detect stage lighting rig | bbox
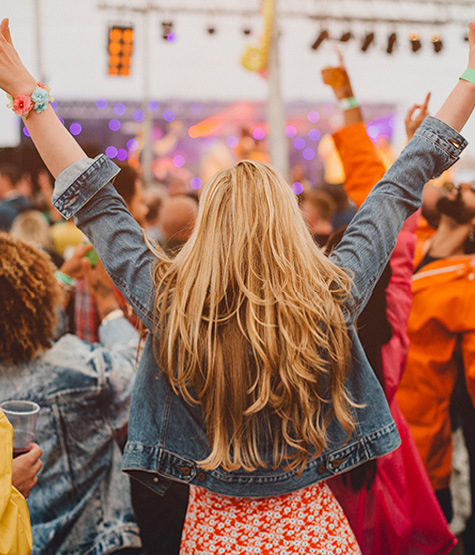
[339,31,352,42]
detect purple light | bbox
[191,103,203,115]
[127,138,139,151]
[302,148,315,161]
[285,125,297,138]
[59,117,65,125]
[190,177,203,190]
[293,137,305,150]
[292,182,304,195]
[117,148,128,161]
[133,110,145,122]
[173,155,185,168]
[109,119,121,131]
[167,32,177,42]
[22,126,31,138]
[308,129,321,141]
[69,122,82,136]
[307,111,320,123]
[147,100,159,112]
[253,127,265,140]
[389,117,396,129]
[163,109,176,122]
[96,98,108,109]
[226,136,239,148]
[114,103,126,116]
[50,101,58,112]
[367,125,379,139]
[105,146,118,158]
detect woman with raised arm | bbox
[1,18,475,554]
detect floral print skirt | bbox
[180,481,361,555]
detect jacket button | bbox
[197,472,207,482]
[153,477,159,483]
[317,465,326,475]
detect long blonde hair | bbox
[152,160,355,473]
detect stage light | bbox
[107,25,134,77]
[386,32,397,54]
[207,25,216,35]
[410,32,422,52]
[311,30,329,51]
[162,21,173,40]
[339,31,352,42]
[242,26,252,36]
[361,32,375,52]
[432,33,443,53]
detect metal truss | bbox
[97,0,471,27]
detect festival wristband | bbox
[54,270,77,293]
[460,68,475,86]
[6,82,54,119]
[339,96,360,111]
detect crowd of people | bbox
[1,15,475,555]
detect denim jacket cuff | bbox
[98,317,139,351]
[52,154,120,220]
[415,116,467,178]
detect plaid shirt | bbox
[75,279,142,343]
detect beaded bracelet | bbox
[6,82,54,120]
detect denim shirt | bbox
[0,319,142,555]
[52,116,466,498]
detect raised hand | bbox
[0,18,36,96]
[405,92,431,141]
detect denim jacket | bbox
[0,319,142,555]
[52,116,466,498]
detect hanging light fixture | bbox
[386,32,397,54]
[361,32,375,52]
[311,29,329,50]
[410,31,422,52]
[432,33,443,53]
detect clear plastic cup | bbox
[1,400,40,457]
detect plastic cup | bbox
[1,400,40,458]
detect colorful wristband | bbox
[339,96,360,111]
[54,270,77,293]
[460,68,475,86]
[6,82,54,120]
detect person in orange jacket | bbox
[396,178,475,520]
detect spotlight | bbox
[361,32,375,52]
[410,32,422,52]
[432,33,443,53]
[242,26,252,36]
[311,30,329,51]
[339,31,352,42]
[386,32,397,54]
[107,25,134,77]
[207,25,216,35]
[161,21,173,40]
